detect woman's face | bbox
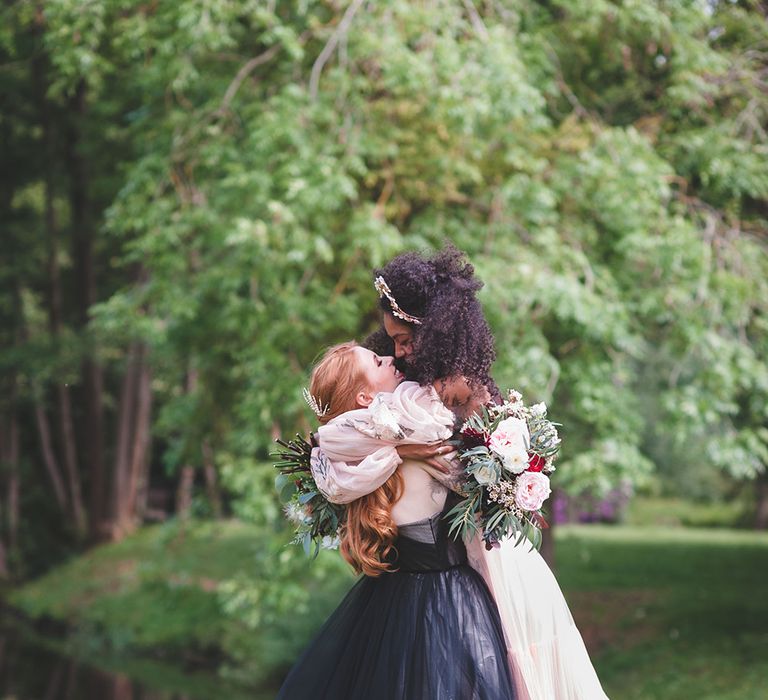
[383,313,415,359]
[353,346,403,395]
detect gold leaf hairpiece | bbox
[302,387,329,417]
[374,276,423,325]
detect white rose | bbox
[499,446,530,474]
[488,417,530,474]
[284,501,312,525]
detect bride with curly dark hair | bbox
[278,245,608,700]
[365,244,501,415]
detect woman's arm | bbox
[310,381,456,503]
[310,442,454,504]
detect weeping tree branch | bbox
[309,0,366,100]
[217,42,283,114]
[462,0,489,41]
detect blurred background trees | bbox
[1,0,767,580]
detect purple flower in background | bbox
[553,480,634,525]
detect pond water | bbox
[0,611,274,700]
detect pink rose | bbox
[514,471,551,511]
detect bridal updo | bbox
[366,244,499,399]
[309,343,403,577]
[308,341,366,425]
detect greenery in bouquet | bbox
[447,390,561,550]
[272,434,345,557]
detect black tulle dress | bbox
[276,496,516,700]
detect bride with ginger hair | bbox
[277,340,516,699]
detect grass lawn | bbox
[556,525,768,700]
[8,517,354,694]
[8,518,768,699]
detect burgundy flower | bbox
[461,427,489,448]
[527,453,545,472]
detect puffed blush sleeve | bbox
[389,382,454,441]
[310,445,402,504]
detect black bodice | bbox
[278,488,516,699]
[391,494,467,573]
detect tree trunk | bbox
[176,466,195,519]
[202,440,223,518]
[111,340,153,539]
[7,410,19,560]
[43,661,66,700]
[47,175,86,534]
[125,348,152,527]
[0,411,15,579]
[65,79,106,541]
[45,117,86,534]
[111,342,141,539]
[755,471,768,530]
[31,12,87,537]
[58,384,86,534]
[176,368,199,519]
[34,403,68,512]
[13,279,68,514]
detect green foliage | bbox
[3,0,768,579]
[624,495,752,529]
[10,518,354,685]
[272,434,347,555]
[557,524,768,700]
[13,518,768,697]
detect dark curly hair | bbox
[365,245,500,399]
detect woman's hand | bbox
[396,441,455,472]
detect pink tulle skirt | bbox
[467,536,610,700]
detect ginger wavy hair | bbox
[310,342,403,577]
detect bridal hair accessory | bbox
[302,388,329,417]
[374,276,423,325]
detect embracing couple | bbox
[277,246,609,700]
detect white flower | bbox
[529,402,547,418]
[368,397,404,441]
[472,461,500,486]
[488,417,530,474]
[321,535,340,550]
[500,448,529,474]
[284,501,311,525]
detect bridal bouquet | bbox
[446,390,561,550]
[272,434,345,557]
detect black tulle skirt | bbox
[276,563,515,699]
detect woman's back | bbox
[390,459,448,526]
[278,455,517,699]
